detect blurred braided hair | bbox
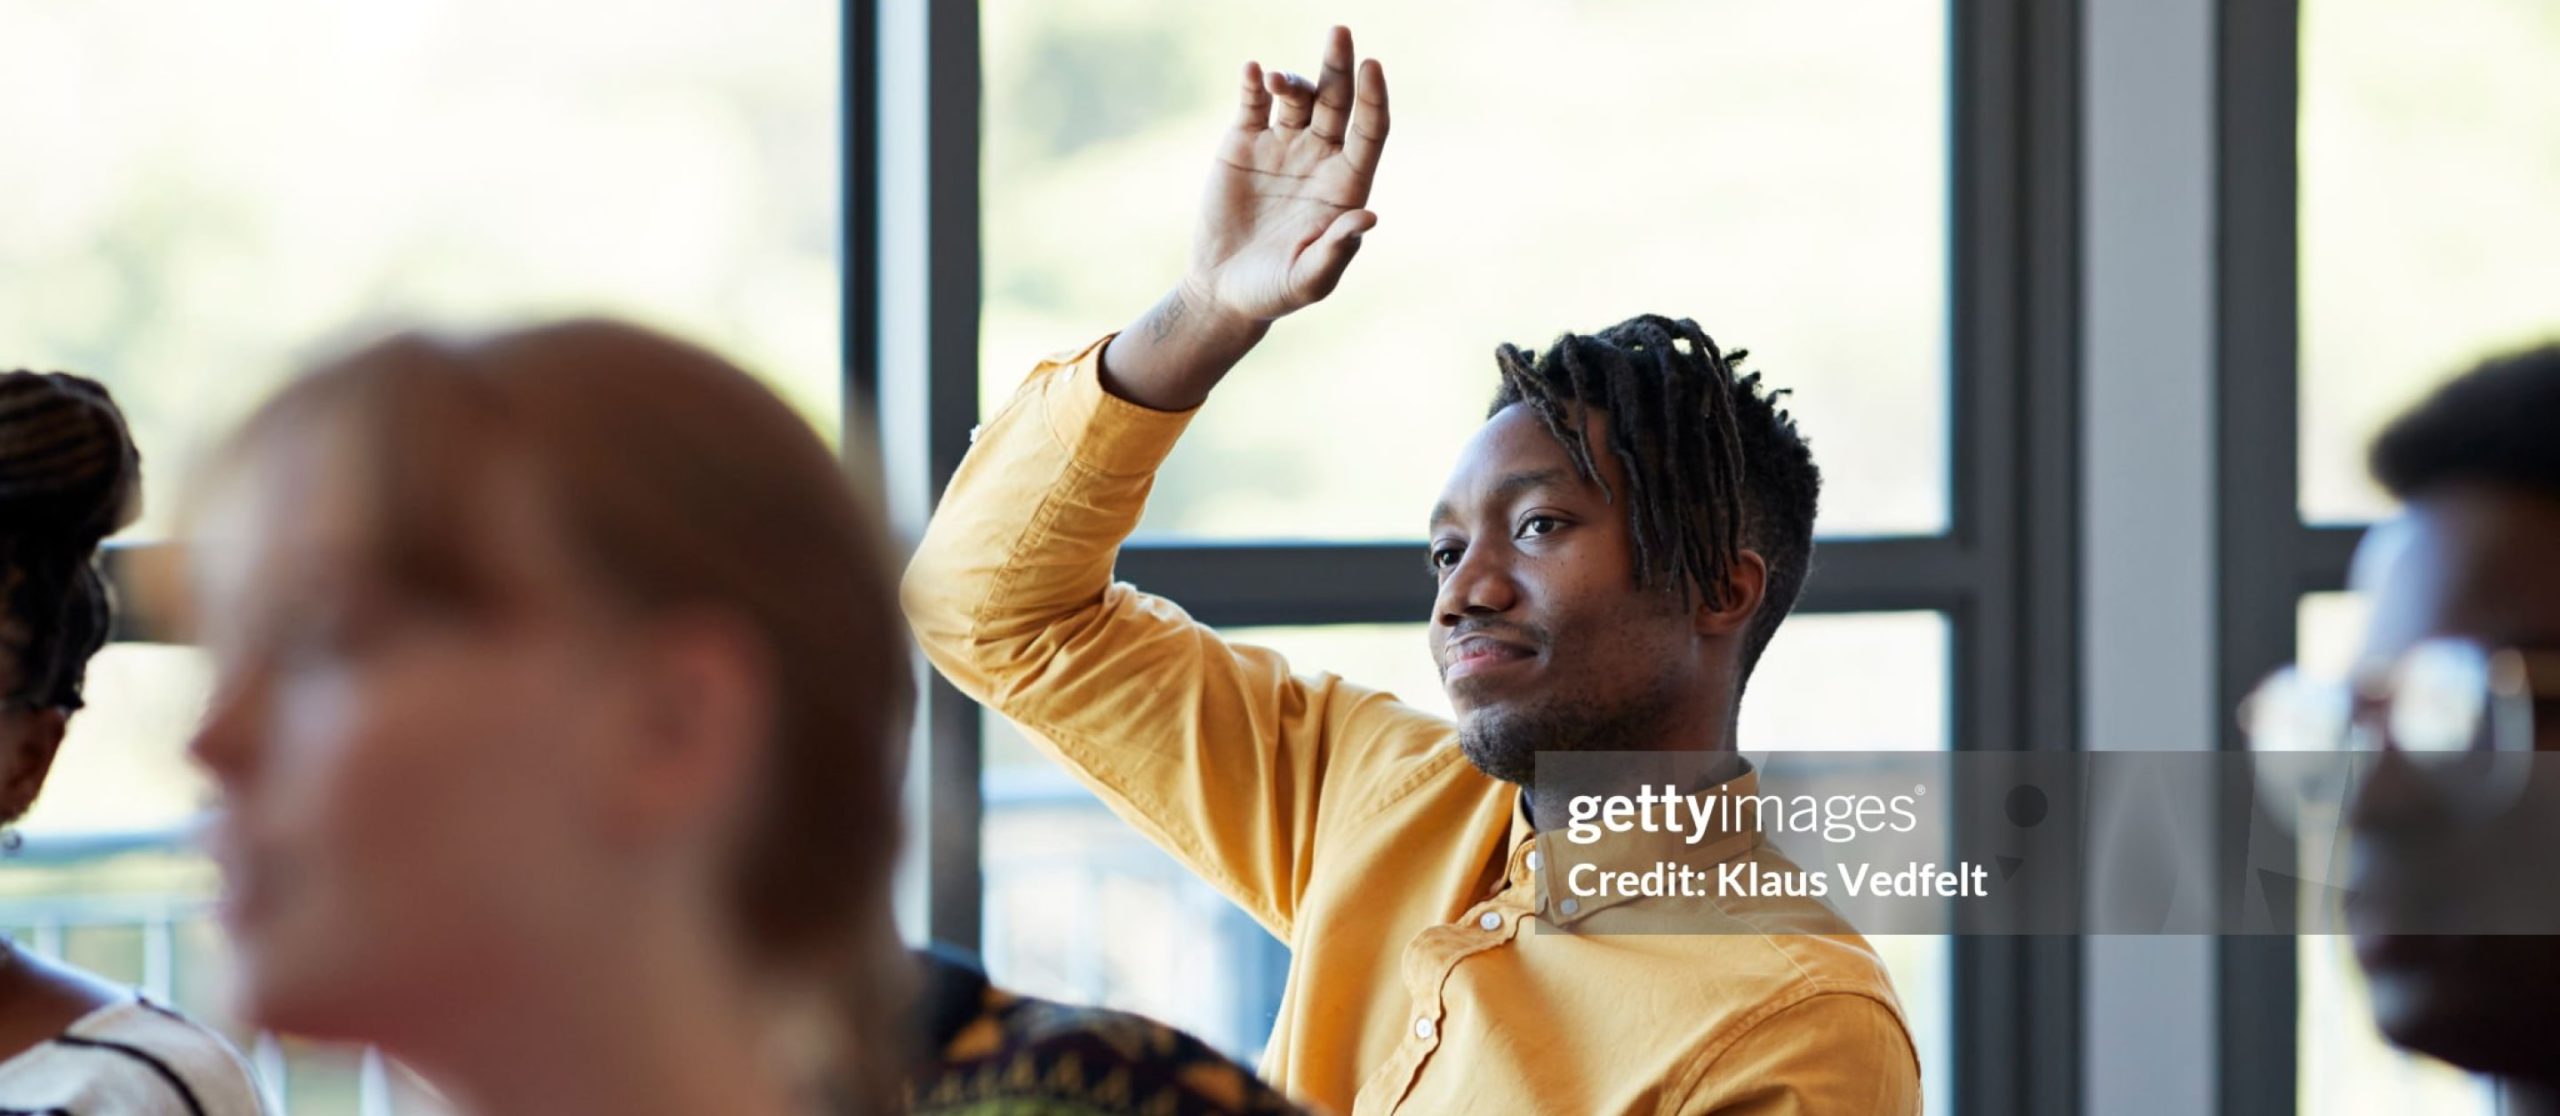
[0,370,141,713]
[1489,314,1820,681]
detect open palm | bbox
[1189,26,1391,322]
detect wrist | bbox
[1174,273,1266,338]
[1097,283,1268,412]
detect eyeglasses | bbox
[2241,639,2560,825]
[2244,640,2559,753]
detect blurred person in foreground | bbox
[904,25,1917,1115]
[2248,344,2560,1112]
[183,321,916,1116]
[0,371,267,1113]
[180,318,1299,1116]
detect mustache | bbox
[1444,618,1551,651]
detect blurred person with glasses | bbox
[906,24,1916,1116]
[2244,344,2560,1112]
[0,371,268,1114]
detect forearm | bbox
[1097,279,1272,412]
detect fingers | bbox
[1266,68,1317,131]
[1235,61,1272,131]
[1294,208,1379,300]
[1345,58,1391,173]
[1308,26,1355,143]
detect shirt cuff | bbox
[1041,332,1202,478]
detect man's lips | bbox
[1443,635,1537,682]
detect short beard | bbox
[1457,685,1679,788]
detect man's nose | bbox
[1435,544,1520,626]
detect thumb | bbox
[1294,208,1379,302]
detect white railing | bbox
[5,781,1289,1109]
[1,825,433,1116]
[979,769,1287,1062]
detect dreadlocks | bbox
[1489,314,1820,679]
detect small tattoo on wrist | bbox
[1146,287,1193,342]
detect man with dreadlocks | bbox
[906,25,1918,1116]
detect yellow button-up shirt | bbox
[904,337,1922,1115]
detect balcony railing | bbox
[1,824,439,1116]
[4,779,1287,1109]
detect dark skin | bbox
[0,654,122,1062]
[2343,482,2560,1111]
[1427,403,1766,813]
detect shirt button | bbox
[1478,911,1503,931]
[1560,897,1581,916]
[1526,850,1543,872]
[1414,1017,1436,1040]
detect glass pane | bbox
[0,0,843,536]
[980,612,1950,1111]
[2295,590,2371,679]
[1741,610,1947,753]
[2298,0,2560,523]
[16,643,213,837]
[2,7,834,1111]
[981,1,1950,540]
[2291,592,2497,1116]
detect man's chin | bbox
[1454,707,1538,787]
[2365,961,2551,1076]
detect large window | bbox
[3,1,839,1111]
[2218,0,2560,1110]
[2297,0,2560,523]
[964,5,2019,1116]
[24,0,2079,1111]
[2294,1,2558,1109]
[979,0,1948,541]
[2,0,843,528]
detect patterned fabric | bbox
[905,950,1302,1116]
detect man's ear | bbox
[1694,550,1769,639]
[0,708,69,823]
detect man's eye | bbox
[1427,545,1463,572]
[1519,515,1562,539]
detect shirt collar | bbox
[1514,768,1769,927]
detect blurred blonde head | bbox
[186,320,911,1112]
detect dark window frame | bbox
[72,4,2088,1113]
[850,3,2085,1113]
[2213,0,2369,1111]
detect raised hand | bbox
[1188,25,1391,321]
[1099,26,1392,412]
